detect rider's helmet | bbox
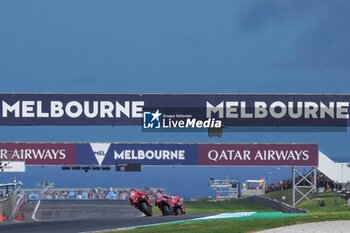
[156,192,163,199]
[129,189,136,197]
[173,194,180,202]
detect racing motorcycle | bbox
[155,192,186,216]
[128,189,153,216]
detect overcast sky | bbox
[1,0,349,93]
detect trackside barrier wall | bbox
[246,195,308,213]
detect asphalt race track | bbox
[0,214,211,233]
[0,200,210,233]
[31,199,143,220]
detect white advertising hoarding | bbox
[0,161,25,172]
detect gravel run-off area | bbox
[257,221,350,233]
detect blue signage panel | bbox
[76,143,198,166]
[0,93,349,126]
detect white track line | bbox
[32,200,41,221]
[80,226,137,233]
[83,216,216,233]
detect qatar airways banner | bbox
[0,93,349,126]
[198,144,318,166]
[0,143,76,165]
[0,142,318,166]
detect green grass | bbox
[111,195,350,233]
[185,200,275,214]
[298,193,349,213]
[113,213,350,233]
[150,200,274,216]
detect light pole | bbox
[268,171,272,185]
[276,167,281,191]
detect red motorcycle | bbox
[155,192,186,216]
[128,189,153,216]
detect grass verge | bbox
[110,194,350,233]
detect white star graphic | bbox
[150,109,162,122]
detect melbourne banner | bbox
[0,143,318,166]
[0,93,349,127]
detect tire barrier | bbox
[11,195,26,221]
[14,213,25,221]
[0,213,6,222]
[0,194,18,222]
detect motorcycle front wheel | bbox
[175,207,182,215]
[141,202,153,216]
[162,205,170,216]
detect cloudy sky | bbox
[1,0,349,93]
